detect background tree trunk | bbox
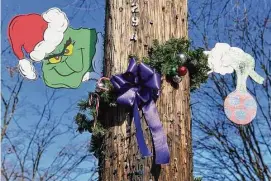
[101,0,191,180]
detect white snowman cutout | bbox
[204,43,264,125]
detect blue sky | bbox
[2,0,270,180]
[188,0,271,179]
[1,0,105,180]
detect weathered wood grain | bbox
[101,0,191,180]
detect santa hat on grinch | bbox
[8,7,69,80]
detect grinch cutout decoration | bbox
[8,7,102,88]
[204,43,264,125]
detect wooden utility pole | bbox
[101,0,191,180]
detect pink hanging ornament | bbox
[205,43,264,125]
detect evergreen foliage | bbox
[144,38,210,91]
[75,38,210,163]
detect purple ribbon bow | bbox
[110,58,170,164]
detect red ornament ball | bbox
[178,66,187,76]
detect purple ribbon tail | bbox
[143,100,170,164]
[110,58,170,164]
[133,102,152,157]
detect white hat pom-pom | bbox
[18,59,37,80]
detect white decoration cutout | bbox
[204,43,265,125]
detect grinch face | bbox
[42,27,97,88]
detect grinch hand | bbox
[204,43,264,125]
